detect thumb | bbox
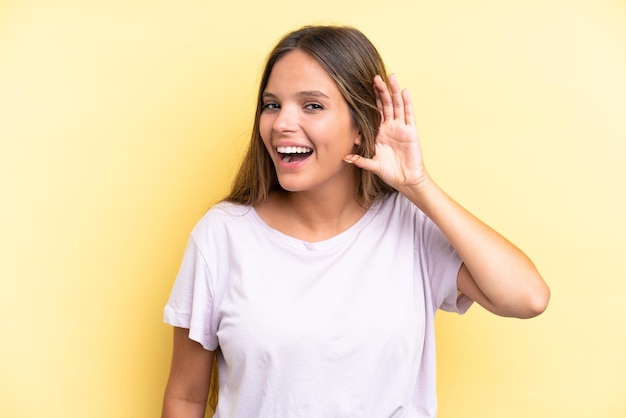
[343,154,379,173]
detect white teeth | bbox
[276,146,312,154]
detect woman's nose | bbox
[273,106,298,133]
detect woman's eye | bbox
[262,103,279,110]
[305,103,323,110]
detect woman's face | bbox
[259,49,361,195]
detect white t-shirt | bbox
[164,192,472,417]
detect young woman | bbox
[161,25,550,418]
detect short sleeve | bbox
[421,214,473,314]
[163,236,218,350]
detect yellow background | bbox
[1,0,624,417]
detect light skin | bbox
[162,327,214,418]
[162,49,550,418]
[255,50,366,242]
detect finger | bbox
[374,75,393,120]
[374,83,383,118]
[402,88,416,127]
[388,74,405,122]
[343,154,381,174]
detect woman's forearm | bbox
[400,177,550,318]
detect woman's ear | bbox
[353,131,362,146]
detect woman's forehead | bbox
[264,50,340,97]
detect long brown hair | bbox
[224,25,395,207]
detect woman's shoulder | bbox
[208,200,254,218]
[372,192,432,234]
[378,191,420,215]
[191,200,254,236]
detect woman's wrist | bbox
[396,173,442,213]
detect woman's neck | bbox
[255,189,368,242]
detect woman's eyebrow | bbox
[262,90,330,99]
[296,90,330,99]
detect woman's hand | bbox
[344,74,429,192]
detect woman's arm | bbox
[344,74,550,318]
[162,327,215,418]
[402,178,549,318]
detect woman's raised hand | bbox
[344,74,429,192]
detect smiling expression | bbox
[259,49,361,195]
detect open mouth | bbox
[276,146,313,163]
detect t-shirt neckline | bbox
[248,199,383,252]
